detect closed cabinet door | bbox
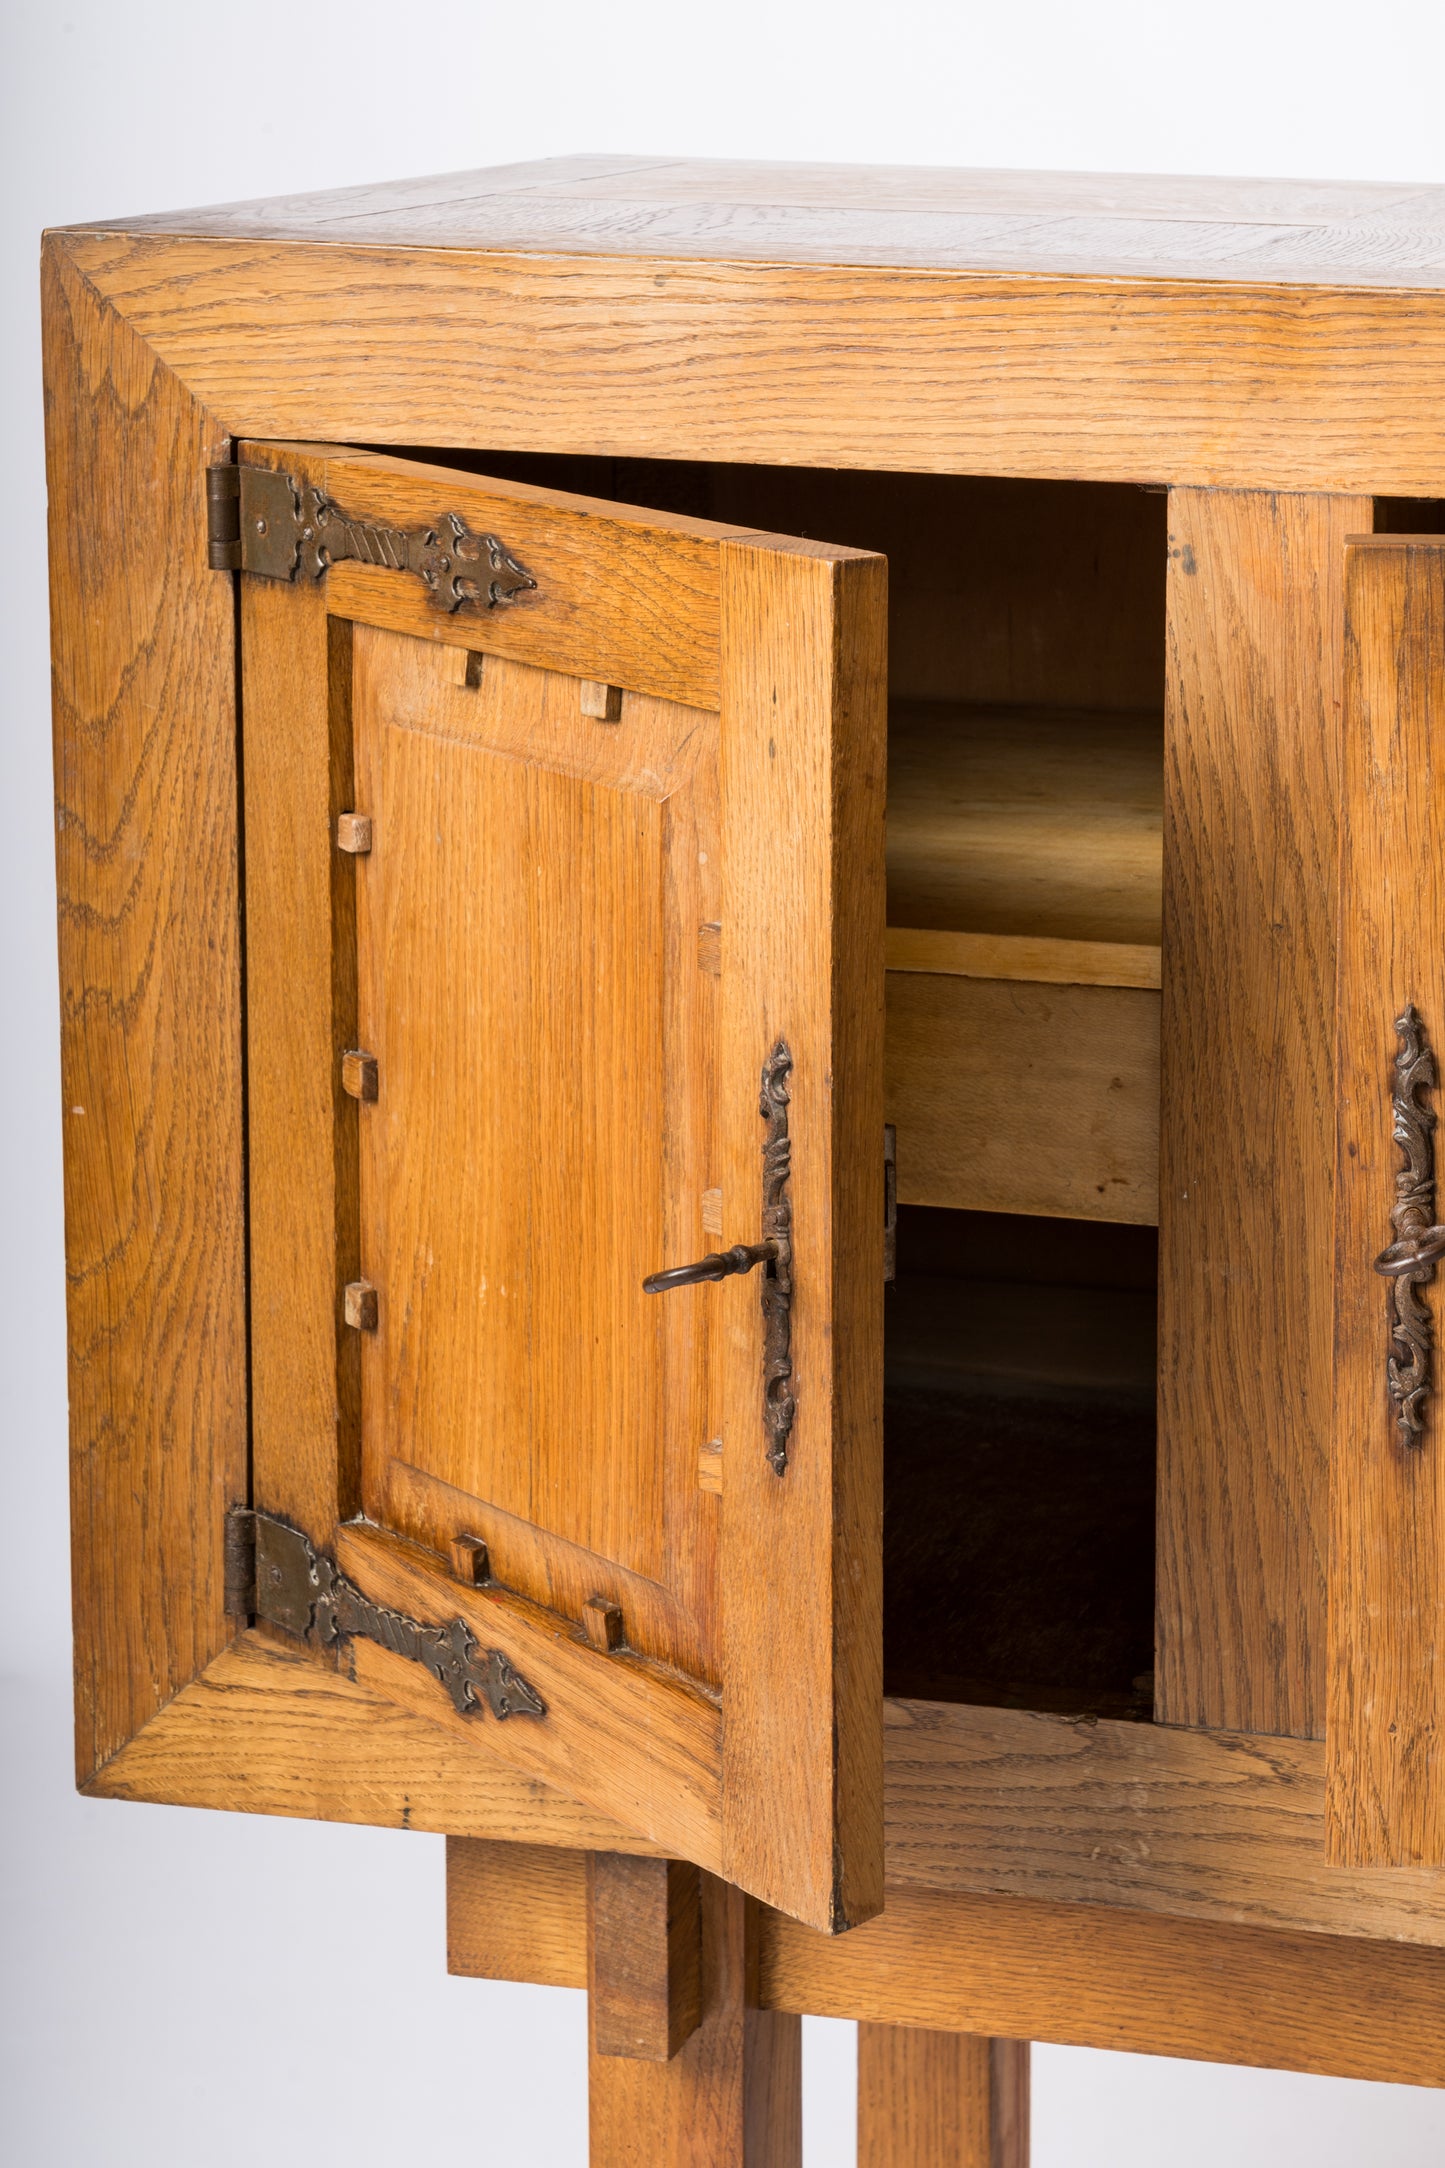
[238,444,887,1931]
[1330,531,1445,1871]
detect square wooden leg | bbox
[588,1864,801,2167]
[858,2022,1029,2168]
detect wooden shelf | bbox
[885,701,1164,1224]
[888,698,1162,951]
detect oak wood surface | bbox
[445,1835,1445,2082]
[885,929,1160,990]
[760,1886,1445,2085]
[887,703,1162,947]
[241,442,888,1932]
[277,442,754,711]
[242,460,361,1539]
[589,1853,703,2061]
[880,1697,1445,1945]
[56,228,1445,496]
[91,156,1445,287]
[336,1522,725,1873]
[447,1837,592,1985]
[353,623,719,1670]
[45,236,247,1783]
[857,2027,1028,2168]
[588,1876,802,2168]
[100,1644,1445,1953]
[717,539,887,1931]
[886,975,1160,1224]
[1330,535,1445,1865]
[86,1633,653,1846]
[1157,488,1370,1738]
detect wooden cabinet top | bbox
[51,155,1445,496]
[81,152,1445,291]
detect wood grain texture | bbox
[1157,489,1369,1737]
[87,1634,652,1848]
[336,1522,725,1872]
[588,1875,802,2168]
[267,442,752,710]
[44,236,247,1783]
[1330,536,1445,1865]
[57,228,1445,497]
[444,1834,1445,2081]
[96,158,1445,286]
[447,1838,592,1985]
[353,625,716,1624]
[881,1697,1445,1945]
[885,929,1160,990]
[242,449,360,1539]
[759,1886,1445,2085]
[857,2027,1028,2168]
[886,975,1160,1224]
[718,539,887,1931]
[589,1853,703,2060]
[887,703,1161,946]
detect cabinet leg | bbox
[588,1863,801,2167]
[858,2023,1029,2168]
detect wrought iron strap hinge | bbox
[225,1508,546,1720]
[206,464,537,614]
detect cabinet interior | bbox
[374,444,1167,1718]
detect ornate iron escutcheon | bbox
[1372,1005,1445,1448]
[225,1508,546,1719]
[758,1040,796,1474]
[207,464,537,613]
[641,1039,797,1475]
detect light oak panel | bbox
[718,538,887,1931]
[1330,535,1445,1866]
[354,627,698,1584]
[588,1876,802,2168]
[1157,488,1369,1737]
[44,238,247,1781]
[886,974,1160,1224]
[759,1887,1445,2086]
[857,2027,1029,2168]
[61,229,1445,496]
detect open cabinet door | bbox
[1330,533,1445,1867]
[235,444,886,1931]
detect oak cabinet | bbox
[47,156,1445,2146]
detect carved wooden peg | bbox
[336,811,373,854]
[588,1854,703,2062]
[582,1595,625,1653]
[340,1048,379,1102]
[450,1533,491,1586]
[343,1279,378,1331]
[581,679,623,721]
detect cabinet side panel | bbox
[1157,488,1368,1737]
[1329,537,1445,1865]
[44,238,246,1779]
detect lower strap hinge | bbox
[225,1506,546,1722]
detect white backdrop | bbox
[5,3,1445,2159]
